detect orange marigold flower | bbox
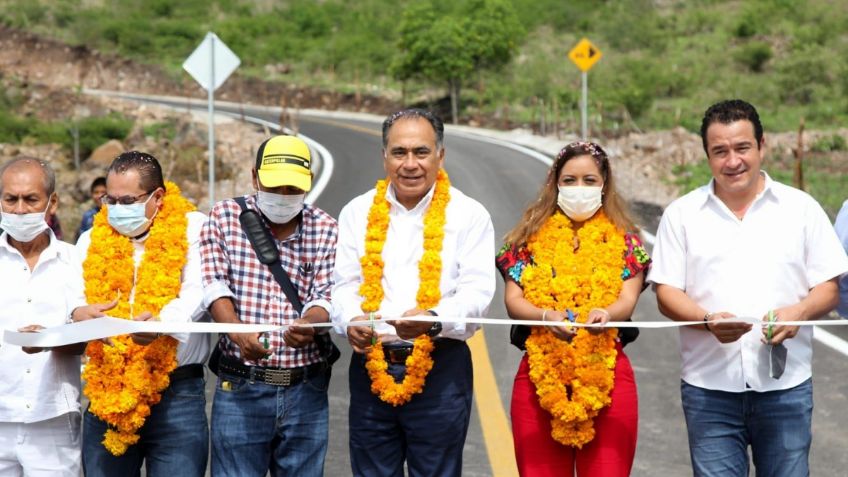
[521,212,625,447]
[82,182,192,456]
[360,170,450,406]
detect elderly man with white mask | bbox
[0,157,89,476]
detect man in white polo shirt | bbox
[650,99,848,477]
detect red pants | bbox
[511,343,638,477]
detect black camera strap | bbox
[232,196,339,365]
[234,197,304,313]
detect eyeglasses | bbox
[101,191,154,206]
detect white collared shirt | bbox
[649,173,848,392]
[0,231,87,423]
[77,211,210,365]
[332,182,496,342]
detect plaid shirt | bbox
[200,194,338,368]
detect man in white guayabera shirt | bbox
[649,99,848,477]
[333,109,495,477]
[0,157,89,476]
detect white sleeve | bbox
[430,203,496,339]
[157,212,207,343]
[64,244,88,318]
[331,202,366,335]
[76,229,92,259]
[647,202,687,290]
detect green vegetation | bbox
[143,120,178,141]
[1,0,847,133]
[392,0,523,123]
[811,134,847,153]
[72,115,134,158]
[0,100,131,159]
[672,157,847,220]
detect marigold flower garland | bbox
[359,169,450,406]
[82,181,195,456]
[521,211,625,447]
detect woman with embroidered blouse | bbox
[496,141,651,477]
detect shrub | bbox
[143,120,178,141]
[734,41,772,72]
[75,115,133,158]
[670,161,712,194]
[811,134,847,152]
[0,110,34,143]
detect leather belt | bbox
[384,346,415,365]
[218,355,327,387]
[170,363,204,382]
[383,339,455,365]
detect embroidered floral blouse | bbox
[496,232,652,286]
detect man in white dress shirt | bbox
[0,157,88,476]
[76,152,210,476]
[333,109,495,477]
[650,99,848,477]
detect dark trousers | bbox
[348,339,473,477]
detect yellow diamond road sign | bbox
[568,38,602,72]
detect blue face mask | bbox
[107,194,155,237]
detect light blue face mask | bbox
[107,194,155,237]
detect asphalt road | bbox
[269,113,848,477]
[124,93,848,476]
[294,113,848,477]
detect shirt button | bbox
[26,298,32,303]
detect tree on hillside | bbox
[392,0,523,124]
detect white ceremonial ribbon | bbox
[3,317,278,348]
[5,315,848,348]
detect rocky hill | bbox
[1,25,845,236]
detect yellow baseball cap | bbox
[255,135,312,192]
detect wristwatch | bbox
[426,310,442,337]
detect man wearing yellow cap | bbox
[200,135,339,477]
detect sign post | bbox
[183,32,240,208]
[567,38,602,139]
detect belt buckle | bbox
[387,348,410,364]
[265,369,292,386]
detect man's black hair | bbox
[107,151,165,192]
[700,99,764,155]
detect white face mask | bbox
[256,190,304,224]
[1,201,50,243]
[557,186,603,222]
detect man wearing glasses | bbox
[74,151,210,476]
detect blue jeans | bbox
[681,378,812,477]
[210,368,330,477]
[83,376,209,477]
